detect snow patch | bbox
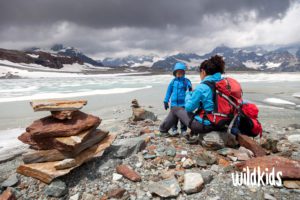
[27,54,39,58]
[265,62,281,69]
[243,61,262,69]
[263,98,296,108]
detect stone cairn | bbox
[17,99,116,184]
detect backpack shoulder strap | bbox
[202,81,217,112]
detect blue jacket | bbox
[164,62,192,107]
[185,72,223,125]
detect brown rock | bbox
[116,165,141,182]
[140,127,152,135]
[237,134,266,157]
[107,188,126,199]
[0,188,16,200]
[17,133,116,184]
[51,110,75,120]
[54,159,76,170]
[283,180,300,189]
[131,99,140,108]
[18,131,56,150]
[218,158,231,167]
[236,156,300,179]
[22,111,101,139]
[30,99,87,112]
[22,149,69,164]
[22,129,109,163]
[54,129,109,152]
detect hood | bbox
[173,62,187,76]
[201,72,222,82]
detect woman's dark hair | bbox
[198,55,225,75]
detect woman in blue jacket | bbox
[160,55,225,140]
[164,62,192,136]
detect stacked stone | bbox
[16,100,116,184]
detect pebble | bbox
[112,173,123,181]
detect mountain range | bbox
[1,44,300,72]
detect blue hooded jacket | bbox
[164,62,192,107]
[185,72,223,125]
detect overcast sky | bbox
[0,0,300,58]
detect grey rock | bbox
[44,180,67,197]
[195,158,207,168]
[200,170,214,184]
[144,154,156,159]
[288,124,300,129]
[69,193,80,200]
[198,151,217,165]
[149,177,181,198]
[81,192,94,200]
[182,158,194,169]
[166,147,176,157]
[98,159,122,172]
[264,192,276,200]
[1,174,19,188]
[112,136,147,159]
[291,151,300,161]
[183,172,204,194]
[287,134,300,143]
[200,131,238,150]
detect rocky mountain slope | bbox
[1,44,300,72]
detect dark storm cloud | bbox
[0,0,299,57]
[0,0,295,28]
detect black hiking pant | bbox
[159,107,214,134]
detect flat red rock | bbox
[236,155,300,179]
[24,111,101,138]
[116,164,141,182]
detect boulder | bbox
[30,99,87,112]
[22,111,101,139]
[183,172,204,194]
[148,177,181,198]
[236,156,300,179]
[116,165,141,182]
[17,133,116,183]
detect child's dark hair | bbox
[198,55,225,75]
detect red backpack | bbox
[196,77,262,137]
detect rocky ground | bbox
[0,104,300,200]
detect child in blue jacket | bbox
[163,62,192,136]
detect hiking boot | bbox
[169,129,179,137]
[181,131,189,139]
[159,132,171,138]
[186,135,200,144]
